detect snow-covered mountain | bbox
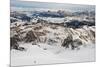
[10,19,95,66]
[10,20,95,47]
[10,10,95,66]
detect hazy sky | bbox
[11,0,95,11]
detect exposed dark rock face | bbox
[64,20,95,29]
[22,23,30,26]
[62,35,73,49]
[10,12,32,22]
[10,35,25,51]
[18,47,26,51]
[20,15,31,22]
[37,19,49,25]
[48,39,58,45]
[24,30,37,42]
[10,37,19,50]
[72,39,82,49]
[36,11,65,18]
[32,41,37,45]
[90,30,95,38]
[34,26,42,30]
[62,35,82,50]
[10,18,18,23]
[35,32,46,36]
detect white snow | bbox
[11,43,95,66]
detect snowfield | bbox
[11,43,95,66]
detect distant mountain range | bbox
[11,0,95,12]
